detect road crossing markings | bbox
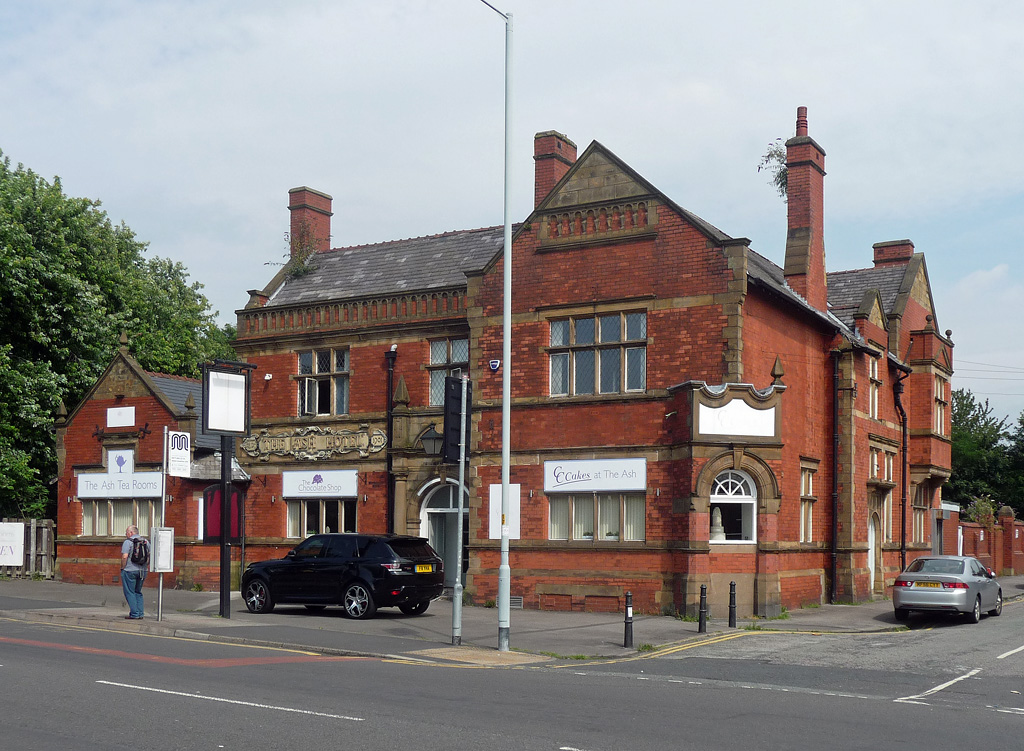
[96,681,364,721]
[894,668,982,705]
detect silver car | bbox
[893,555,1002,623]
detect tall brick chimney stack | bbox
[872,239,915,267]
[288,186,333,256]
[534,131,577,208]
[783,107,828,311]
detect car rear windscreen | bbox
[387,540,436,559]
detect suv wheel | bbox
[244,579,274,614]
[343,582,376,620]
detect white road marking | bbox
[96,681,363,721]
[997,644,1024,660]
[894,668,982,704]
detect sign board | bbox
[150,527,175,573]
[203,363,252,436]
[488,484,521,540]
[282,470,357,498]
[77,449,162,499]
[0,522,25,566]
[167,431,191,478]
[543,458,647,493]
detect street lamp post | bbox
[479,0,513,653]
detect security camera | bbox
[489,360,501,372]
[264,373,273,381]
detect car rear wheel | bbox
[967,596,981,624]
[244,579,274,614]
[343,582,376,620]
[399,600,430,616]
[893,607,909,622]
[989,591,1002,617]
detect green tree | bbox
[758,138,788,200]
[946,388,1009,508]
[0,151,234,518]
[1002,412,1024,514]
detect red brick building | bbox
[57,108,954,615]
[54,335,250,589]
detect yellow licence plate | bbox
[416,564,433,573]
[915,581,941,588]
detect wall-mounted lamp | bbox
[362,494,368,504]
[271,495,276,504]
[420,424,444,457]
[656,489,661,497]
[264,373,273,381]
[66,496,71,504]
[529,489,534,498]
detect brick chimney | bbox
[534,131,577,208]
[872,239,915,267]
[288,186,333,255]
[783,107,828,311]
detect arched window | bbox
[710,470,756,543]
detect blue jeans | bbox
[121,569,146,618]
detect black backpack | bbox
[130,537,150,567]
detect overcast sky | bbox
[3,1,1023,421]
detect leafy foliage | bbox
[946,389,1009,508]
[757,138,788,200]
[0,151,234,518]
[961,495,997,527]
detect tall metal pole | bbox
[219,434,232,619]
[158,427,167,622]
[498,9,513,654]
[480,0,513,652]
[452,376,469,645]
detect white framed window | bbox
[868,356,881,419]
[428,338,469,406]
[298,348,350,416]
[934,375,948,436]
[870,448,881,479]
[884,451,895,482]
[81,500,157,537]
[548,493,645,542]
[799,463,817,543]
[709,470,756,543]
[286,499,357,538]
[913,507,926,543]
[549,312,647,396]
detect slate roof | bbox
[268,226,510,307]
[148,373,219,450]
[826,265,908,329]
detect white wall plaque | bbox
[698,401,775,438]
[106,406,135,428]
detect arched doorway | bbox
[419,483,468,588]
[868,514,880,596]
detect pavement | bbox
[4,574,1024,667]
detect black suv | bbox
[241,534,444,619]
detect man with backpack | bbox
[120,525,149,619]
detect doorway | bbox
[420,483,469,588]
[868,514,881,595]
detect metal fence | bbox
[0,518,56,579]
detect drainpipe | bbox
[894,369,911,571]
[830,351,840,604]
[385,345,397,534]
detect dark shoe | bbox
[124,615,134,619]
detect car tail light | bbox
[381,562,401,572]
[942,581,969,589]
[894,578,913,587]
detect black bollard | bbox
[729,581,737,628]
[623,591,633,648]
[698,584,708,633]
